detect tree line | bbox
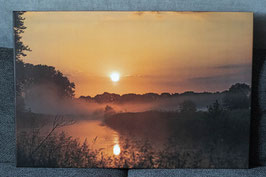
[179,83,250,113]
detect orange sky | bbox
[21,11,253,97]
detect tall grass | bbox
[17,109,250,168]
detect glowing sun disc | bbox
[110,72,120,82]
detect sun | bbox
[110,72,120,82]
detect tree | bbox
[161,92,171,98]
[207,100,224,118]
[18,62,75,98]
[179,100,197,113]
[223,83,251,110]
[14,12,75,114]
[228,83,250,94]
[104,105,116,117]
[14,11,31,60]
[14,11,31,112]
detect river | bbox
[56,120,121,156]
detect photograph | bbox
[15,11,253,168]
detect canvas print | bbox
[15,11,253,168]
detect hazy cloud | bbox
[213,63,251,69]
[189,70,251,85]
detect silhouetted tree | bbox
[179,100,197,113]
[14,11,32,112]
[94,92,120,103]
[208,100,224,118]
[14,12,75,102]
[14,11,26,94]
[104,105,116,117]
[181,91,195,96]
[223,83,250,110]
[16,62,75,98]
[228,83,250,94]
[14,11,31,60]
[161,92,171,98]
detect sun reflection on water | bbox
[113,144,121,155]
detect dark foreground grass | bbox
[17,109,250,168]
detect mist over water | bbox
[24,83,222,117]
[17,82,250,168]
